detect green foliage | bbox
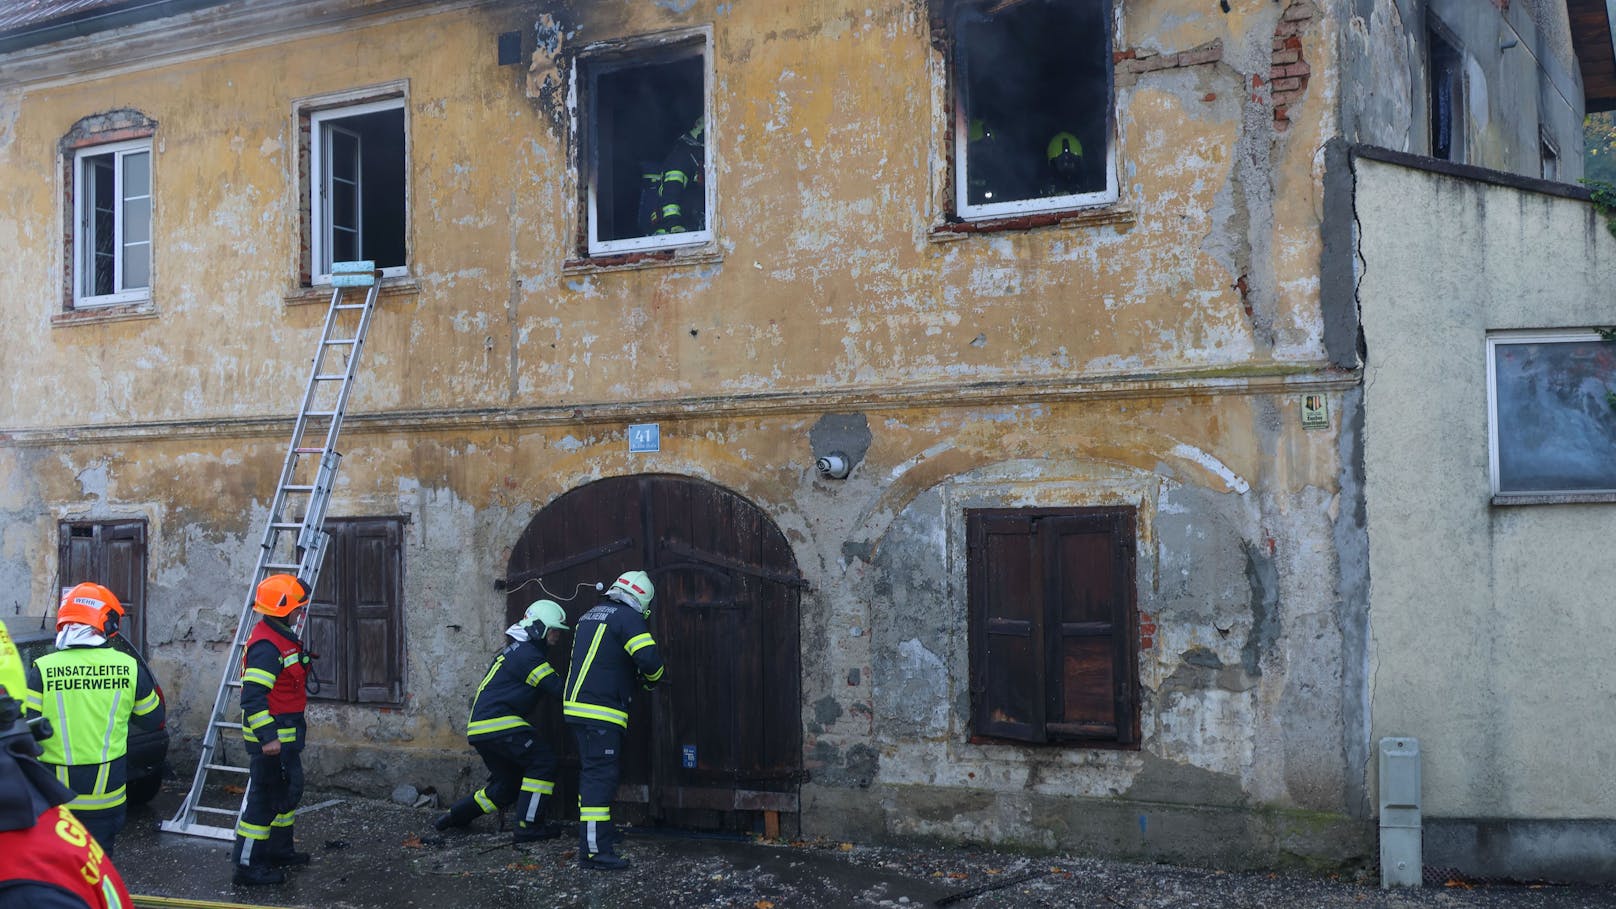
[1584,179,1616,240]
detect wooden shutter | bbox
[968,513,1046,743]
[1046,512,1136,745]
[57,521,147,652]
[306,528,346,699]
[351,519,403,704]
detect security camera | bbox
[815,452,851,480]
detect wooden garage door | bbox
[504,474,804,833]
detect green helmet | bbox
[1046,131,1084,162]
[609,570,655,614]
[522,599,569,632]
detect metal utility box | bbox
[1378,736,1422,888]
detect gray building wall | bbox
[1356,150,1616,882]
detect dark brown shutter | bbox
[1045,513,1135,744]
[307,526,346,699]
[351,519,403,704]
[57,521,147,652]
[968,513,1046,743]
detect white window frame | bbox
[579,30,713,256]
[72,138,152,307]
[1486,329,1616,498]
[309,97,408,284]
[951,2,1118,221]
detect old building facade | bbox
[0,0,1603,873]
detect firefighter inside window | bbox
[591,52,706,245]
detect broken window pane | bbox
[587,50,706,250]
[954,0,1113,216]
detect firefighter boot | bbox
[579,820,628,870]
[513,822,562,843]
[232,862,286,887]
[266,825,310,867]
[434,795,485,832]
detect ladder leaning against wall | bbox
[162,261,382,840]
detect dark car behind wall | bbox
[8,616,171,805]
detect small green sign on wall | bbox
[1301,393,1329,430]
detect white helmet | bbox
[608,570,654,614]
[521,599,569,632]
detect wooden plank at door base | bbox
[764,809,780,841]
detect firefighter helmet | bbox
[523,599,570,632]
[57,583,121,633]
[254,574,310,617]
[609,570,655,614]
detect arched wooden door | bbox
[504,474,804,833]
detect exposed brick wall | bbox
[1269,0,1316,132]
[1139,610,1157,651]
[1113,39,1224,77]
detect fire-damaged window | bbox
[967,507,1138,747]
[306,518,405,705]
[579,34,710,255]
[73,140,152,306]
[952,0,1115,220]
[301,94,408,283]
[1487,331,1616,499]
[1428,25,1465,162]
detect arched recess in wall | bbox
[503,473,805,834]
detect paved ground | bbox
[111,785,1616,909]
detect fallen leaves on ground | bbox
[401,834,423,848]
[1444,879,1473,889]
[754,901,775,909]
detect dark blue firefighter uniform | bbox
[437,636,564,837]
[563,597,664,863]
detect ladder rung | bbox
[305,410,336,417]
[334,303,367,310]
[293,447,325,454]
[224,680,242,688]
[313,374,347,381]
[214,720,243,729]
[269,522,301,529]
[324,339,358,347]
[282,485,314,492]
[204,763,251,774]
[193,806,242,816]
[263,562,300,571]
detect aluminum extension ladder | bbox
[162,261,382,840]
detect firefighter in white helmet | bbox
[435,600,570,842]
[562,570,664,870]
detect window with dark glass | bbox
[306,517,405,704]
[582,41,709,254]
[968,507,1138,746]
[953,0,1115,219]
[1428,27,1464,162]
[1487,332,1616,498]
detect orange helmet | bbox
[58,582,121,634]
[254,574,310,617]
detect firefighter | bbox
[563,570,664,870]
[1041,130,1086,197]
[23,583,165,854]
[637,117,706,236]
[434,599,570,842]
[0,621,133,909]
[230,573,314,886]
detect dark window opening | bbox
[1429,27,1464,162]
[954,0,1113,215]
[313,106,406,275]
[586,50,707,249]
[1541,133,1560,181]
[968,507,1138,747]
[306,517,405,705]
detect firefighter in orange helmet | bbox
[22,583,164,854]
[230,574,313,887]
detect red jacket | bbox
[0,805,132,908]
[243,619,307,715]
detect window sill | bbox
[564,245,722,275]
[929,205,1135,241]
[283,276,420,306]
[967,734,1140,751]
[52,300,159,327]
[1491,492,1616,506]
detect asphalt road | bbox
[108,785,1616,909]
